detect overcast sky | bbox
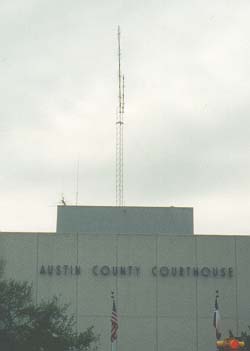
[0,0,250,234]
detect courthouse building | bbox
[0,205,250,351]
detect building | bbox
[0,205,250,351]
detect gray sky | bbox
[1,0,250,234]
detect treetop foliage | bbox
[0,262,99,351]
[229,328,250,350]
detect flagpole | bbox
[111,291,114,351]
[111,291,118,351]
[213,290,222,341]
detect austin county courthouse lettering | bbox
[40,265,81,276]
[39,264,233,278]
[152,266,233,278]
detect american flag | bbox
[213,293,221,340]
[111,298,118,343]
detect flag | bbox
[111,298,118,343]
[213,294,222,340]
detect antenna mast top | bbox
[116,26,125,207]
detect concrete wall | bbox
[0,232,248,351]
[56,206,194,235]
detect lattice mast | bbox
[116,26,125,206]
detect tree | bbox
[0,264,99,351]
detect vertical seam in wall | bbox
[195,236,198,351]
[155,234,158,351]
[76,232,79,334]
[116,233,119,351]
[234,237,239,335]
[35,234,39,305]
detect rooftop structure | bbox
[56,205,194,235]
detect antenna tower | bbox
[116,26,125,206]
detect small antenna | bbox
[75,158,79,205]
[116,26,125,207]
